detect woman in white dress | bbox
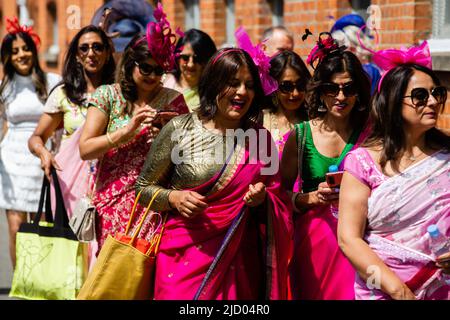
[0,18,61,268]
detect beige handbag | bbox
[69,160,99,242]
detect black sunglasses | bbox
[279,80,306,94]
[404,86,447,108]
[179,54,200,64]
[78,42,105,55]
[321,82,358,97]
[134,61,164,76]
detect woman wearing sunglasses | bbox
[338,41,450,300]
[262,50,310,192]
[0,18,61,268]
[281,33,371,299]
[29,25,115,206]
[79,12,189,252]
[163,28,217,112]
[135,47,292,300]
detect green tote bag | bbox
[9,167,88,300]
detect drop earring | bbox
[317,100,327,112]
[271,95,280,108]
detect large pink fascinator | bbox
[357,28,432,92]
[136,3,184,71]
[235,26,278,96]
[5,17,41,49]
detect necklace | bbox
[270,112,294,150]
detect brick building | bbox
[0,0,449,131]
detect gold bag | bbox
[77,190,165,300]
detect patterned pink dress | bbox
[89,84,188,252]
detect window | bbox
[44,1,59,66]
[225,0,235,45]
[185,0,200,30]
[350,0,371,21]
[433,0,450,39]
[270,0,283,26]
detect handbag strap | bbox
[125,189,163,245]
[296,121,307,192]
[33,167,70,229]
[36,173,53,223]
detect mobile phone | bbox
[326,171,344,188]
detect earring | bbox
[356,96,366,111]
[271,95,280,108]
[317,100,327,112]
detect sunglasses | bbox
[78,42,105,55]
[404,86,447,108]
[320,82,358,97]
[134,61,164,76]
[279,81,306,94]
[179,54,200,64]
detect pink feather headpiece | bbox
[134,3,183,72]
[356,27,432,92]
[5,17,41,49]
[234,27,278,96]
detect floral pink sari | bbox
[344,148,450,300]
[93,96,189,252]
[154,131,293,300]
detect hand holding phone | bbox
[152,111,180,128]
[325,171,344,188]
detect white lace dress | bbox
[0,73,61,212]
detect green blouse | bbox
[296,121,360,193]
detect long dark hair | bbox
[364,64,450,172]
[198,48,265,129]
[0,32,47,105]
[268,50,311,119]
[305,50,371,132]
[173,29,217,81]
[62,25,115,106]
[116,34,155,112]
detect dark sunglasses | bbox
[134,61,164,76]
[404,86,447,108]
[78,42,105,55]
[321,82,358,97]
[179,54,200,64]
[279,81,306,94]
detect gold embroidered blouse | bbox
[135,113,232,211]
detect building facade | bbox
[0,0,449,131]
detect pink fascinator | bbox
[138,3,184,72]
[235,27,278,96]
[5,17,41,49]
[357,28,432,92]
[306,32,345,70]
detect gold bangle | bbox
[106,132,115,147]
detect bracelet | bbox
[106,132,116,147]
[291,192,301,213]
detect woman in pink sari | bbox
[281,33,371,299]
[135,48,293,300]
[79,8,189,252]
[338,42,450,300]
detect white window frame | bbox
[271,0,283,27]
[185,0,200,30]
[226,0,235,45]
[429,0,450,54]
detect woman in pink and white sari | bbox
[136,48,293,300]
[338,43,450,300]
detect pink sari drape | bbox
[154,131,293,300]
[289,127,370,300]
[353,150,450,300]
